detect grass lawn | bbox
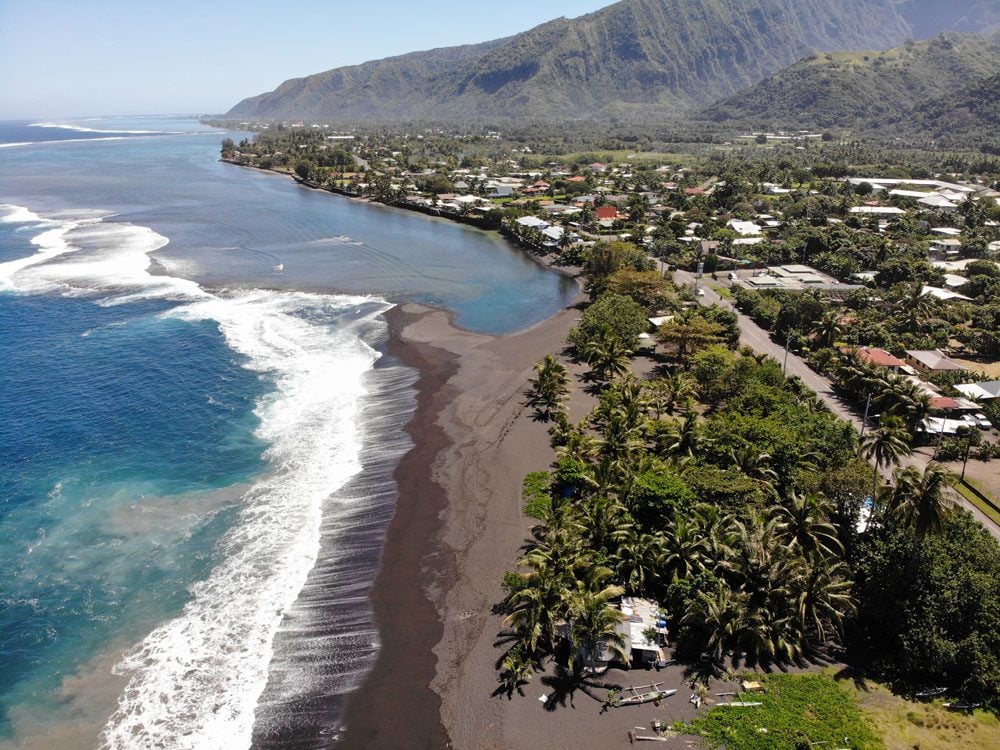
[708,282,733,299]
[953,358,1000,378]
[842,679,1000,750]
[681,672,882,749]
[955,481,1000,526]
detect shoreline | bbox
[336,303,459,749]
[222,157,600,747]
[337,289,586,748]
[219,159,582,287]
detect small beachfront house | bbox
[618,597,669,669]
[562,597,669,674]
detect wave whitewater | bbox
[29,122,182,135]
[1,203,397,749]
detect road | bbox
[671,267,1000,540]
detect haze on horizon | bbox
[0,0,609,120]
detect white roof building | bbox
[921,285,972,301]
[850,206,907,215]
[919,195,958,210]
[956,381,1000,401]
[727,219,763,236]
[515,215,549,229]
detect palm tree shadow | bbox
[833,665,872,693]
[538,665,610,712]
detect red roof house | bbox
[851,347,907,370]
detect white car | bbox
[695,288,705,297]
[974,412,993,429]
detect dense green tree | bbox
[568,292,649,351]
[852,511,1000,702]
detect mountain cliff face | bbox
[226,0,1000,122]
[702,32,1000,129]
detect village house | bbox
[595,205,620,222]
[848,347,910,372]
[904,349,967,375]
[956,381,1000,401]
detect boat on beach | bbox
[618,683,677,706]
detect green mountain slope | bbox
[702,32,1000,129]
[227,0,949,122]
[906,71,1000,148]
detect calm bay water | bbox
[0,117,576,749]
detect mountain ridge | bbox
[227,0,977,122]
[700,32,1000,131]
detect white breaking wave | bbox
[0,136,143,149]
[102,290,387,750]
[0,204,204,299]
[2,203,390,749]
[29,121,179,134]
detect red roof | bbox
[854,347,906,368]
[930,396,959,410]
[684,187,706,196]
[596,206,619,220]
[566,175,587,183]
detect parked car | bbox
[974,412,993,429]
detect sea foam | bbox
[3,205,390,749]
[102,290,387,750]
[28,122,178,134]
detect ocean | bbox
[0,117,578,749]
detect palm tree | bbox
[526,355,569,421]
[886,463,955,537]
[581,333,633,383]
[728,444,779,490]
[647,371,698,417]
[658,512,709,581]
[681,586,747,666]
[862,415,912,474]
[810,310,843,349]
[598,412,646,467]
[771,492,843,561]
[567,580,629,673]
[576,494,630,554]
[893,281,937,334]
[876,376,932,435]
[692,504,738,573]
[498,643,534,696]
[794,559,854,648]
[503,567,568,659]
[660,412,701,459]
[612,530,665,595]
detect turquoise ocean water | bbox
[0,117,577,749]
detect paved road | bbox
[671,267,1000,540]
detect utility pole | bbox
[782,329,793,374]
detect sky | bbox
[0,0,614,119]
